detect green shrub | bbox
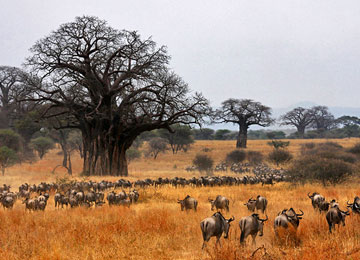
[247,151,263,165]
[193,154,214,175]
[348,143,360,155]
[288,156,353,186]
[225,150,246,165]
[268,149,292,166]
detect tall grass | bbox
[0,139,359,259]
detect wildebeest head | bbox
[347,197,360,213]
[208,198,215,210]
[285,208,304,227]
[252,213,268,236]
[307,192,318,199]
[214,213,234,239]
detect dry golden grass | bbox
[1,138,360,259]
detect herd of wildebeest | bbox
[0,171,359,248]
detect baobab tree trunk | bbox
[236,125,248,148]
[296,126,306,138]
[82,128,132,176]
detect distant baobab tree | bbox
[25,16,209,176]
[213,99,274,148]
[280,107,313,138]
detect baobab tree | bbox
[309,106,336,131]
[214,99,274,148]
[280,107,313,138]
[25,16,209,176]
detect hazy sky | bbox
[1,0,360,109]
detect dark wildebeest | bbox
[200,212,235,249]
[255,195,268,213]
[308,192,325,209]
[347,196,360,214]
[129,190,139,203]
[178,195,198,211]
[209,195,230,212]
[244,198,257,212]
[239,213,268,245]
[326,206,350,233]
[2,195,15,209]
[23,198,38,211]
[54,193,62,208]
[318,200,330,213]
[274,208,304,234]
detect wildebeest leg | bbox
[251,234,256,246]
[328,223,333,233]
[201,241,206,250]
[216,235,222,247]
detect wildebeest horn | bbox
[259,215,268,222]
[347,200,353,206]
[229,216,235,222]
[307,192,311,198]
[296,209,304,216]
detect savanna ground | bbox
[1,139,360,260]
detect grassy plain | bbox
[1,138,360,260]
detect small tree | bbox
[126,148,142,164]
[226,150,246,165]
[146,137,168,159]
[0,129,22,152]
[159,124,194,154]
[193,154,214,175]
[0,146,18,176]
[30,137,55,159]
[267,140,290,150]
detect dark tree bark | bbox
[25,16,209,176]
[214,99,273,148]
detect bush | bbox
[225,149,246,165]
[288,156,353,186]
[126,148,141,163]
[267,140,290,149]
[348,143,360,155]
[193,154,214,175]
[247,151,263,165]
[268,149,293,166]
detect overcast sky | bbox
[1,0,360,109]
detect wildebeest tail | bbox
[239,219,246,243]
[200,222,207,241]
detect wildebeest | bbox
[200,212,235,249]
[239,213,268,245]
[318,200,330,213]
[23,198,38,211]
[1,195,15,209]
[326,206,350,233]
[274,208,304,232]
[209,195,229,212]
[347,196,360,214]
[128,190,139,203]
[178,195,198,211]
[308,192,325,209]
[255,195,268,213]
[244,198,257,212]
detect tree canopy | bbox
[25,16,209,176]
[213,99,273,148]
